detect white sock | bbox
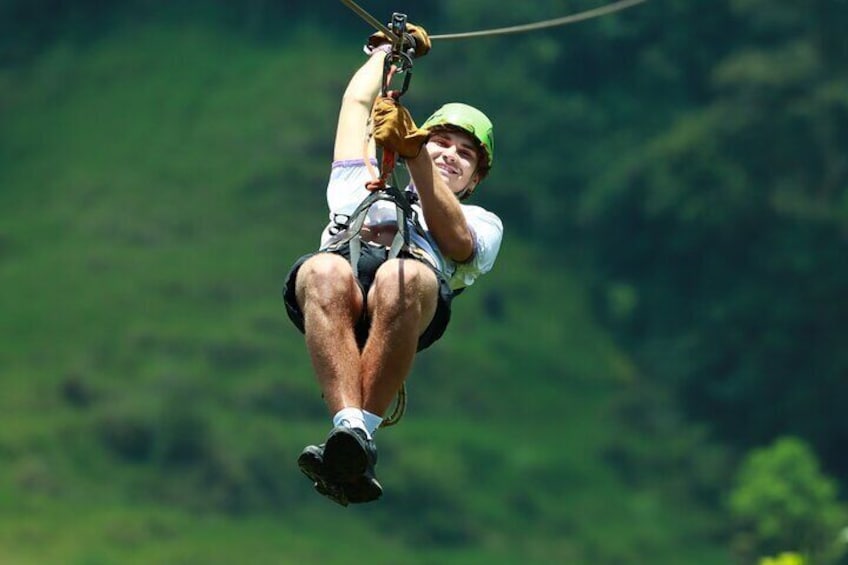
[363,410,383,437]
[333,407,368,437]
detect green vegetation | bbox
[730,438,847,563]
[1,1,846,563]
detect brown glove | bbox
[372,96,430,159]
[366,23,431,58]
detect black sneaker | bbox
[297,443,349,507]
[323,426,382,503]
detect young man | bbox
[282,24,503,505]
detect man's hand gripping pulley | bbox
[366,14,431,192]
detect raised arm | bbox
[334,24,432,163]
[333,51,386,162]
[336,26,472,257]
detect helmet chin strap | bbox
[456,186,475,201]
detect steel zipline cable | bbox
[339,0,648,41]
[338,0,399,41]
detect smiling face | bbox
[425,129,482,199]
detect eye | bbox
[431,136,450,147]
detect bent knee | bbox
[368,260,440,331]
[296,254,359,306]
[370,259,438,314]
[373,259,437,294]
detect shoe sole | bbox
[297,449,349,507]
[344,475,383,503]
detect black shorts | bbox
[282,242,454,352]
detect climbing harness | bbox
[322,182,426,279]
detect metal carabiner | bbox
[381,52,413,98]
[380,12,415,98]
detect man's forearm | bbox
[406,152,474,262]
[333,52,386,162]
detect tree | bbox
[729,437,846,564]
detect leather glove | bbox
[372,96,430,159]
[365,22,431,58]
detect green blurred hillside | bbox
[0,21,728,565]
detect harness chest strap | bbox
[323,185,426,279]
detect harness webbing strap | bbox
[323,184,422,261]
[322,184,424,430]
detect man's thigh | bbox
[283,251,361,335]
[367,258,451,350]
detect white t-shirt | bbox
[320,159,503,291]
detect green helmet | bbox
[421,103,494,171]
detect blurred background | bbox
[1,1,846,563]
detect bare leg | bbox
[295,253,365,413]
[361,259,439,415]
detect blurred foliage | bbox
[729,437,847,564]
[760,553,806,565]
[575,0,848,475]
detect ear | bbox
[459,173,480,201]
[469,169,482,191]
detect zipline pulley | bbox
[381,12,414,99]
[368,12,417,194]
